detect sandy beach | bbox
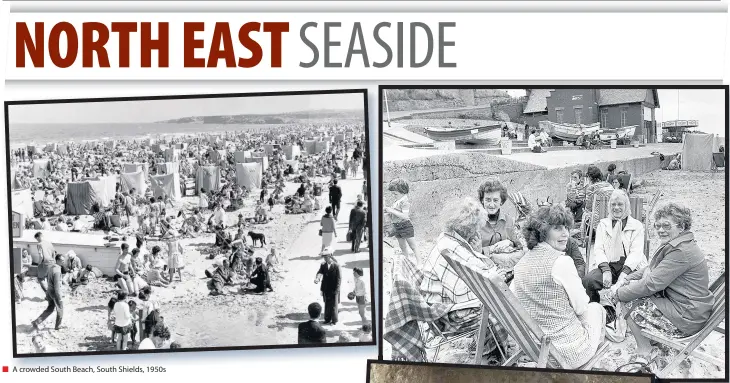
[14,169,372,352]
[382,168,725,379]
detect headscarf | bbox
[609,189,631,261]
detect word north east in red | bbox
[15,21,290,68]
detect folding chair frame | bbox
[623,272,726,378]
[442,251,610,370]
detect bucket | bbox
[610,140,617,149]
[500,140,512,155]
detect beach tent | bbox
[315,140,330,154]
[56,144,68,156]
[156,162,179,175]
[234,151,251,163]
[44,143,57,153]
[334,134,345,143]
[244,156,269,172]
[82,175,116,207]
[11,189,34,219]
[120,171,147,196]
[150,173,182,201]
[144,138,156,146]
[235,162,262,190]
[283,145,301,160]
[65,180,107,215]
[32,159,51,179]
[263,144,276,156]
[175,143,188,150]
[713,135,723,152]
[196,166,221,194]
[304,140,317,154]
[164,148,180,162]
[682,134,714,171]
[285,159,300,172]
[27,145,37,155]
[104,140,116,149]
[123,163,149,178]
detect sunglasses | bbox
[653,222,677,231]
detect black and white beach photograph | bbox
[368,360,656,383]
[380,87,727,380]
[6,89,374,355]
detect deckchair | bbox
[617,174,633,194]
[624,272,726,378]
[397,253,484,363]
[442,251,610,369]
[711,153,725,172]
[584,193,612,269]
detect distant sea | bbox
[8,123,284,148]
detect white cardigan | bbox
[593,216,647,272]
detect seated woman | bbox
[476,178,526,268]
[565,169,586,222]
[511,204,606,370]
[609,202,714,367]
[582,189,646,303]
[581,166,615,238]
[419,198,508,356]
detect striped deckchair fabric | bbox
[442,250,609,369]
[508,192,532,223]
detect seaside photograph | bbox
[6,89,374,355]
[380,87,726,380]
[368,360,656,383]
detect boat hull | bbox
[544,121,601,141]
[424,125,502,145]
[600,125,638,141]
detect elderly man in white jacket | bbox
[582,189,647,303]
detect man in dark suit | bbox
[328,180,342,220]
[315,254,341,325]
[348,201,367,253]
[297,302,327,344]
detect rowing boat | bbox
[543,121,601,141]
[424,123,503,145]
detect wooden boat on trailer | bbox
[424,123,503,145]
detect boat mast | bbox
[384,89,392,128]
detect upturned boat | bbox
[424,123,503,145]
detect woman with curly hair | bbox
[511,204,606,370]
[419,198,509,356]
[385,178,420,272]
[137,324,171,350]
[607,202,714,368]
[476,178,526,268]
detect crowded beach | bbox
[10,118,373,353]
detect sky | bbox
[8,92,365,124]
[501,88,727,137]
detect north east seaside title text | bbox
[15,21,457,68]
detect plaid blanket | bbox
[384,276,452,361]
[385,256,453,361]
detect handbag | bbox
[346,230,353,242]
[318,229,322,237]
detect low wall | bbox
[383,152,664,244]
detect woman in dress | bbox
[511,204,606,370]
[608,202,714,368]
[165,230,184,282]
[384,178,419,272]
[320,206,337,252]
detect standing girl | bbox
[384,178,420,272]
[165,230,184,282]
[351,267,368,325]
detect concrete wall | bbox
[383,152,664,244]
